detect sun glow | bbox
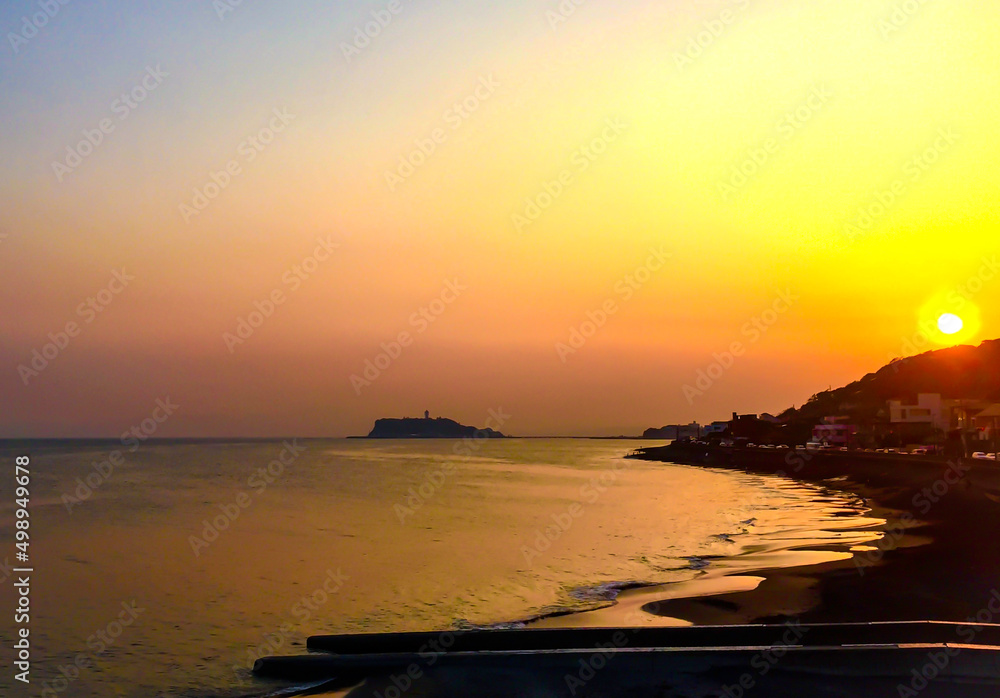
[937,313,964,335]
[915,292,981,347]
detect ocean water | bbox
[0,439,882,697]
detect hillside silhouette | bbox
[780,339,1000,426]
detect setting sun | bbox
[938,313,965,335]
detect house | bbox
[812,423,857,446]
[642,422,702,439]
[888,393,947,432]
[974,404,1000,442]
[944,399,996,432]
[729,413,770,441]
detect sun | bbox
[937,313,964,335]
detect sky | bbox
[1,0,998,437]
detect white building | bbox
[888,393,947,432]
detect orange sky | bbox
[1,1,998,436]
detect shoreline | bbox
[611,444,1000,627]
[307,462,947,697]
[525,471,903,630]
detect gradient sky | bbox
[1,0,998,437]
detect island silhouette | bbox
[363,413,506,439]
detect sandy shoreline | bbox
[303,483,961,698]
[615,445,1000,628]
[296,447,1000,697]
[527,483,902,630]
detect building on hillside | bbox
[729,413,773,441]
[945,399,996,432]
[674,422,701,439]
[974,404,1000,443]
[888,393,999,433]
[888,393,946,431]
[886,394,999,446]
[642,422,702,439]
[811,423,857,446]
[703,421,730,435]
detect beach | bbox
[624,445,1000,628]
[310,447,1000,697]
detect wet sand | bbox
[616,446,1000,628]
[530,509,891,630]
[310,447,1000,697]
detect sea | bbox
[0,439,884,697]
